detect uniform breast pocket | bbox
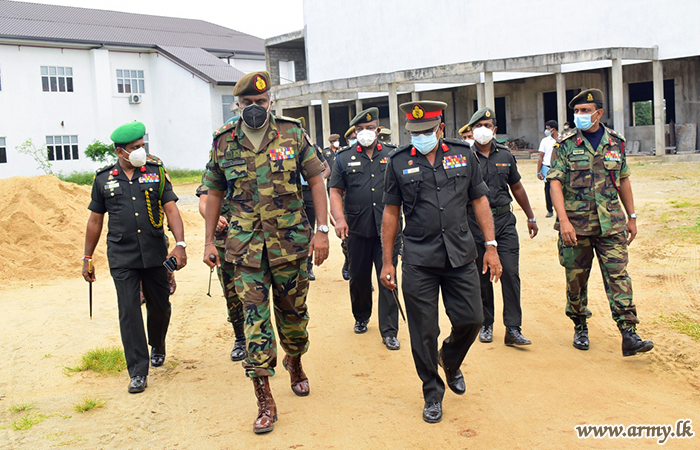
[103,186,124,211]
[347,166,364,187]
[445,168,468,194]
[225,165,253,201]
[497,166,511,186]
[400,171,424,205]
[604,160,621,171]
[568,159,592,188]
[270,157,299,196]
[139,183,160,196]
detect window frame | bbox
[0,137,7,164]
[116,69,146,95]
[41,66,74,93]
[46,135,79,161]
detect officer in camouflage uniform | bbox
[202,71,329,434]
[547,88,653,357]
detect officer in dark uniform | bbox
[82,121,187,394]
[330,107,401,350]
[466,107,538,346]
[324,133,341,161]
[380,101,502,424]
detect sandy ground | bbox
[1,159,699,449]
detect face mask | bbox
[463,138,475,146]
[473,126,494,145]
[348,139,357,147]
[563,125,570,131]
[241,104,270,129]
[544,129,552,137]
[574,111,598,131]
[356,129,377,147]
[411,132,438,155]
[123,146,147,167]
[332,141,340,148]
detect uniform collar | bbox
[232,114,281,152]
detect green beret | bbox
[399,100,446,132]
[349,107,379,126]
[110,121,146,144]
[569,88,604,109]
[233,70,271,96]
[344,126,356,139]
[458,124,472,135]
[468,107,495,127]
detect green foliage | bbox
[84,140,116,163]
[9,403,35,413]
[16,138,53,175]
[633,100,653,126]
[167,168,205,184]
[57,171,95,186]
[65,347,126,376]
[74,398,106,412]
[11,413,49,431]
[660,313,700,341]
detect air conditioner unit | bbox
[129,94,142,104]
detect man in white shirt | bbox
[536,120,558,218]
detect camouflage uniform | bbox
[546,125,638,331]
[203,115,324,378]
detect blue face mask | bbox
[411,132,438,155]
[574,111,598,131]
[348,139,357,147]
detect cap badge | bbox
[587,93,593,101]
[366,113,372,121]
[254,74,267,92]
[485,110,491,118]
[411,105,425,120]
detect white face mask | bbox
[544,129,552,137]
[356,129,377,147]
[332,141,340,148]
[123,146,147,167]
[464,138,475,146]
[473,127,494,146]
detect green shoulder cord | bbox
[145,166,166,229]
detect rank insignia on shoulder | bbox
[605,150,621,161]
[403,167,420,175]
[269,147,295,161]
[139,173,161,184]
[443,154,468,169]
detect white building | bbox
[0,0,265,178]
[267,0,700,157]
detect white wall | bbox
[303,0,700,83]
[230,57,266,74]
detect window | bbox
[543,89,581,126]
[0,66,3,91]
[279,60,296,85]
[41,66,74,92]
[117,69,145,94]
[629,80,675,126]
[0,137,6,164]
[46,135,79,161]
[222,95,236,123]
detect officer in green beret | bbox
[546,88,653,356]
[329,107,401,350]
[83,121,187,394]
[202,70,329,434]
[466,107,537,347]
[380,100,502,423]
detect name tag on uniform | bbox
[347,161,361,167]
[139,173,160,183]
[221,158,246,168]
[605,150,621,161]
[403,167,420,175]
[269,147,295,161]
[572,149,585,155]
[443,154,467,169]
[104,180,119,190]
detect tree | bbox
[16,138,53,175]
[84,140,116,163]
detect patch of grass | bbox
[11,413,49,431]
[9,403,35,413]
[74,398,106,413]
[57,171,95,186]
[65,347,126,376]
[167,168,204,184]
[44,432,87,447]
[44,353,53,358]
[660,313,700,341]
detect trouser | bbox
[234,255,310,378]
[402,262,483,403]
[558,232,639,330]
[469,211,522,327]
[216,246,245,325]
[346,233,400,337]
[544,180,552,213]
[303,188,315,268]
[111,266,171,378]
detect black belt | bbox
[467,204,511,216]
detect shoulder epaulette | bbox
[559,129,577,142]
[605,126,626,142]
[391,144,413,157]
[213,120,236,139]
[146,154,164,166]
[443,138,471,149]
[494,141,511,152]
[95,164,112,174]
[275,115,301,124]
[336,145,355,156]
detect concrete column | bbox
[476,83,485,109]
[556,72,567,131]
[321,92,331,145]
[611,58,625,132]
[308,105,317,143]
[388,83,400,145]
[652,58,665,156]
[484,72,495,109]
[355,98,363,116]
[411,91,420,102]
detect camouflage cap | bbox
[468,107,495,127]
[349,107,379,126]
[233,70,271,96]
[329,134,340,142]
[344,126,356,139]
[399,100,446,132]
[110,121,146,144]
[569,88,604,109]
[458,124,472,135]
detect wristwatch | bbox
[628,213,637,219]
[315,225,330,234]
[527,217,537,223]
[485,240,498,248]
[176,241,187,248]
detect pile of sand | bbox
[0,175,97,282]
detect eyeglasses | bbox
[410,125,439,137]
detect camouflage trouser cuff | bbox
[247,368,275,379]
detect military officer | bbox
[324,133,341,161]
[459,123,474,146]
[329,107,401,350]
[345,125,357,147]
[82,121,187,394]
[334,125,357,281]
[466,107,538,346]
[378,127,394,145]
[196,180,247,362]
[380,101,502,424]
[202,71,329,434]
[546,88,653,357]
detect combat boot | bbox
[573,324,589,350]
[621,328,654,357]
[230,320,247,362]
[282,354,310,396]
[252,376,277,434]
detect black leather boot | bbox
[231,320,247,362]
[621,328,654,357]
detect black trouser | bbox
[346,233,400,337]
[544,180,553,214]
[111,266,171,378]
[469,211,522,328]
[402,262,483,403]
[303,188,315,268]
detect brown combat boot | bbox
[282,354,310,396]
[252,376,277,434]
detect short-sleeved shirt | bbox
[300,144,326,187]
[546,125,630,236]
[202,115,325,268]
[329,143,395,237]
[538,135,556,166]
[383,138,489,268]
[88,161,178,269]
[472,142,521,208]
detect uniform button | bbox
[440,207,444,211]
[110,193,114,197]
[441,228,445,233]
[373,203,377,206]
[135,212,139,217]
[371,188,375,191]
[129,181,133,185]
[371,174,375,177]
[137,229,141,234]
[149,188,153,191]
[132,197,136,201]
[437,187,441,191]
[433,168,437,172]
